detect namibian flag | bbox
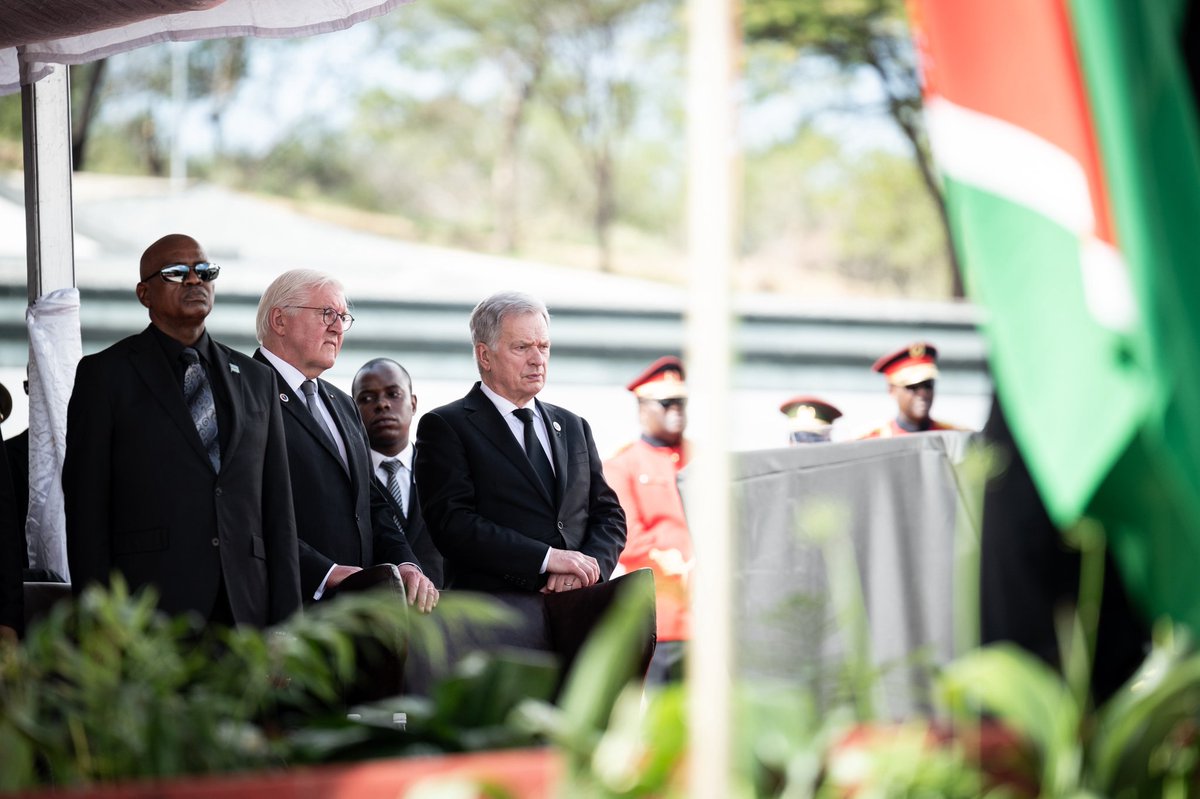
[908,1,1200,630]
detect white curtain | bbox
[1,0,412,94]
[25,288,81,581]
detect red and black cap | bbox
[872,342,939,387]
[627,356,688,400]
[779,395,842,432]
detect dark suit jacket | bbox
[0,435,23,634]
[414,382,626,592]
[254,350,418,598]
[372,449,444,588]
[63,325,301,627]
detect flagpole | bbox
[686,0,737,794]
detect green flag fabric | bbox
[910,0,1200,629]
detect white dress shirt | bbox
[371,441,414,515]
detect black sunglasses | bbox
[148,262,221,283]
[645,398,687,410]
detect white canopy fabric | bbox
[1,0,411,94]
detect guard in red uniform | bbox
[604,356,692,684]
[780,395,842,444]
[861,342,965,439]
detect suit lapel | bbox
[464,385,552,504]
[128,328,211,468]
[320,379,358,480]
[255,350,349,479]
[541,401,568,507]
[211,344,245,462]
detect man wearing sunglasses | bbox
[860,342,967,439]
[63,234,302,629]
[254,270,438,614]
[603,356,694,683]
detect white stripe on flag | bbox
[1080,235,1138,331]
[925,96,1095,236]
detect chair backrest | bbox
[23,581,72,630]
[403,569,657,699]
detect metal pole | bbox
[685,0,737,795]
[22,63,76,299]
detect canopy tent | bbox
[0,0,411,95]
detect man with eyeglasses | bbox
[63,234,302,628]
[254,270,438,614]
[859,342,967,439]
[603,356,694,683]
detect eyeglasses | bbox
[287,306,355,331]
[147,262,221,283]
[644,398,687,410]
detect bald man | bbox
[64,234,301,628]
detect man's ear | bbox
[135,281,150,309]
[475,342,491,372]
[410,393,418,412]
[268,306,287,336]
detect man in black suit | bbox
[254,270,438,612]
[414,291,626,593]
[0,434,22,641]
[63,234,301,627]
[353,358,444,588]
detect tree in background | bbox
[379,0,555,253]
[541,0,663,272]
[743,0,963,296]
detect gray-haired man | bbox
[414,291,626,593]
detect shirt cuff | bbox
[540,548,550,574]
[313,564,337,601]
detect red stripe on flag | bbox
[908,0,1116,246]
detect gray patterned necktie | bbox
[381,459,408,515]
[181,347,220,472]
[300,379,345,467]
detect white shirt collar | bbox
[370,441,414,474]
[258,346,310,394]
[479,380,537,416]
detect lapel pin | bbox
[229,363,240,374]
[280,393,289,403]
[552,421,562,433]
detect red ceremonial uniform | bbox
[860,418,965,439]
[605,437,693,642]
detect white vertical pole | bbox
[22,64,76,299]
[685,0,736,795]
[22,64,79,581]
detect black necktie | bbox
[381,458,408,515]
[300,379,344,467]
[181,348,220,472]
[512,407,555,499]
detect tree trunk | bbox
[864,50,965,298]
[492,73,538,253]
[593,147,614,273]
[71,59,107,171]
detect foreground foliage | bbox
[0,577,519,791]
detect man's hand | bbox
[326,564,363,590]
[396,564,438,614]
[543,572,586,593]
[545,547,600,592]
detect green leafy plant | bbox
[0,575,515,791]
